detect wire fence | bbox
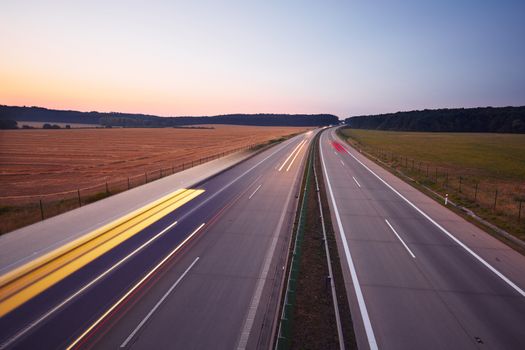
[0,143,262,234]
[347,140,525,239]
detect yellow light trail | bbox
[0,188,204,317]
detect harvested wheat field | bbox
[0,125,308,202]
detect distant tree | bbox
[345,106,525,133]
[0,119,18,129]
[43,123,52,129]
[65,124,71,129]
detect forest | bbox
[0,105,338,128]
[345,106,525,133]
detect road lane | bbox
[320,128,525,350]
[78,132,313,350]
[0,131,314,349]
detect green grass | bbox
[342,129,525,181]
[339,128,525,242]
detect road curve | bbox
[0,131,316,349]
[319,127,525,350]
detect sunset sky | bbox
[1,0,524,118]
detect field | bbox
[0,125,309,233]
[339,128,525,241]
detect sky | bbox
[1,0,524,118]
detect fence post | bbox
[105,182,109,194]
[39,199,44,221]
[474,182,479,202]
[412,159,414,170]
[145,172,148,183]
[127,177,130,190]
[426,164,429,177]
[435,167,438,182]
[459,176,462,193]
[77,189,82,207]
[493,189,498,210]
[519,200,523,222]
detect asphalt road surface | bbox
[320,128,525,350]
[0,131,315,350]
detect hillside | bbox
[345,106,525,133]
[0,105,338,128]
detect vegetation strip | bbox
[274,133,356,349]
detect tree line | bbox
[345,106,525,133]
[0,105,339,128]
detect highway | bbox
[0,131,315,349]
[319,128,525,349]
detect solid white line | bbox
[278,139,305,171]
[320,134,378,350]
[385,219,416,259]
[120,257,200,348]
[352,176,362,188]
[67,223,206,350]
[176,135,303,223]
[336,131,525,298]
[286,140,306,172]
[0,220,179,350]
[237,146,301,349]
[248,184,262,199]
[2,134,306,350]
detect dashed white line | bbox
[248,184,262,199]
[385,219,416,258]
[0,220,180,350]
[352,176,361,188]
[335,130,525,298]
[320,134,378,350]
[340,159,345,166]
[67,223,206,350]
[120,257,200,348]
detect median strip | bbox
[0,188,204,317]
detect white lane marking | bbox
[248,184,262,200]
[340,159,345,166]
[0,220,179,350]
[320,134,378,350]
[2,134,307,349]
[120,257,200,348]
[237,145,302,349]
[286,139,306,172]
[2,133,302,274]
[176,135,303,224]
[278,139,306,171]
[67,223,206,350]
[335,131,525,298]
[385,219,416,259]
[352,176,362,188]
